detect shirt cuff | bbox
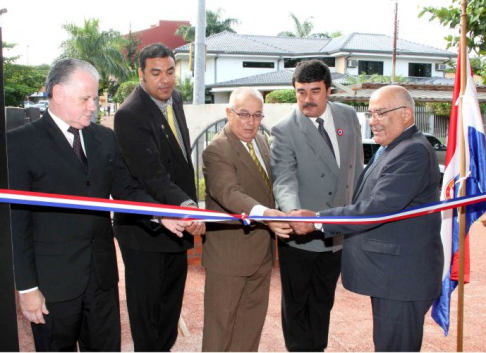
[19,287,38,294]
[249,205,269,219]
[181,199,197,207]
[314,212,324,232]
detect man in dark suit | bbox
[7,59,186,351]
[114,43,205,352]
[291,85,444,352]
[202,87,291,351]
[271,60,363,351]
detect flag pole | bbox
[457,0,468,351]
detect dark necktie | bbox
[68,126,88,171]
[316,118,336,159]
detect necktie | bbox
[316,118,336,159]
[68,126,88,171]
[247,142,272,193]
[371,146,386,164]
[166,105,187,160]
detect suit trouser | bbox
[202,249,273,352]
[31,260,121,352]
[119,244,188,352]
[371,297,434,352]
[278,242,341,352]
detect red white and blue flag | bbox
[431,52,486,335]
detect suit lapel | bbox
[82,125,102,177]
[137,87,191,168]
[43,114,87,175]
[224,125,269,188]
[295,107,339,178]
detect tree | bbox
[176,76,194,103]
[277,13,340,39]
[125,26,141,71]
[113,80,139,104]
[3,42,48,106]
[59,18,130,92]
[278,13,315,38]
[265,89,297,103]
[419,0,486,81]
[175,8,239,42]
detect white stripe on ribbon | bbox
[1,189,486,225]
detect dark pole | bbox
[0,8,20,352]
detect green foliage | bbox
[175,9,239,42]
[197,176,206,201]
[419,0,486,82]
[278,13,341,39]
[113,80,139,104]
[125,27,141,71]
[176,76,194,103]
[3,42,48,106]
[265,89,297,103]
[345,73,409,84]
[59,18,130,93]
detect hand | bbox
[184,204,206,236]
[481,213,486,227]
[288,209,316,235]
[263,209,293,238]
[19,289,49,324]
[185,220,206,236]
[160,217,188,238]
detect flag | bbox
[431,53,486,335]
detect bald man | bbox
[290,85,444,352]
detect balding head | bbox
[367,85,415,146]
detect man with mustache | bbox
[290,85,443,352]
[114,43,205,351]
[271,60,363,351]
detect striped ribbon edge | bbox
[1,189,486,225]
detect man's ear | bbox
[51,84,63,105]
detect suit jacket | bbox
[7,113,157,303]
[320,126,444,301]
[202,124,275,276]
[271,102,363,252]
[113,86,196,253]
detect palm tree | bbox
[277,13,315,38]
[175,8,239,43]
[278,13,341,39]
[59,18,130,91]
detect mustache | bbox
[303,103,318,108]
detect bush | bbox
[113,80,139,104]
[265,89,296,103]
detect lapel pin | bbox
[337,129,344,136]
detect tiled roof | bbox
[175,31,455,58]
[208,70,347,87]
[208,71,453,88]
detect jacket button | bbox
[86,181,91,186]
[328,192,332,196]
[90,237,94,243]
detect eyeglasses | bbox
[364,106,407,121]
[231,109,265,120]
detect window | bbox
[358,61,383,75]
[284,57,336,68]
[243,61,275,68]
[409,63,432,77]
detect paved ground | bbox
[17,222,486,352]
[16,115,486,351]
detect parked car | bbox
[34,100,49,113]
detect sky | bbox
[1,0,458,66]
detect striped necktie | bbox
[316,118,336,159]
[247,142,272,193]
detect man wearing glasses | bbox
[201,87,292,351]
[291,85,444,352]
[271,60,363,352]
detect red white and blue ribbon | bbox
[1,189,486,225]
